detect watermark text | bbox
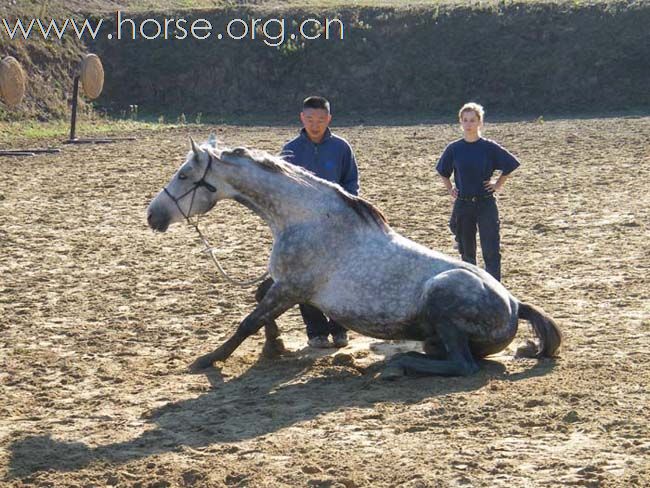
[1,12,345,47]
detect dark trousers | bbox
[300,304,345,339]
[452,196,502,281]
[449,206,461,250]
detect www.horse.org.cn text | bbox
[1,12,346,47]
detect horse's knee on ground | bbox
[255,277,275,303]
[378,363,405,381]
[387,351,431,367]
[389,351,420,361]
[423,338,447,359]
[382,352,481,377]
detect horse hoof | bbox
[188,355,214,373]
[378,364,404,381]
[262,339,286,359]
[514,340,539,359]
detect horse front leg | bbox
[261,319,285,359]
[189,281,295,372]
[255,277,286,359]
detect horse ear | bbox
[190,136,202,156]
[207,133,218,148]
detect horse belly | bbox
[314,284,425,341]
[306,234,449,340]
[339,317,426,341]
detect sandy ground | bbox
[1,116,649,487]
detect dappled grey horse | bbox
[147,138,562,377]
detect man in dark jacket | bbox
[282,96,359,348]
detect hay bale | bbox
[80,54,104,99]
[0,56,26,108]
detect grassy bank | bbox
[1,1,648,121]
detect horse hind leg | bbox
[255,278,286,359]
[382,323,479,379]
[470,309,519,359]
[422,318,515,362]
[377,336,447,380]
[382,269,512,379]
[423,336,447,359]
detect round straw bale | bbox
[80,54,104,99]
[0,56,26,108]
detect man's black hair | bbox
[302,96,330,113]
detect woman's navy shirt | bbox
[436,138,520,197]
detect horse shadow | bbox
[5,349,558,479]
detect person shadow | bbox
[5,347,557,479]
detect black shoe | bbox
[308,336,332,349]
[332,332,349,348]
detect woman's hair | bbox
[458,102,485,122]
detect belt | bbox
[457,194,494,202]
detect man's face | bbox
[300,108,332,143]
[460,110,482,138]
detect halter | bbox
[163,154,217,220]
[163,154,269,287]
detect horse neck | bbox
[225,165,330,236]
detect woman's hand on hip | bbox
[484,179,498,193]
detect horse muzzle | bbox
[147,210,170,232]
[147,205,171,232]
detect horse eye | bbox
[178,173,187,180]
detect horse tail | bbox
[517,302,562,357]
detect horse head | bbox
[147,136,228,232]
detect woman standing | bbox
[436,103,520,281]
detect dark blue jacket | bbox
[436,138,520,197]
[282,128,359,195]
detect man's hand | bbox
[448,187,459,200]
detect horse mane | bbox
[337,192,390,231]
[219,146,390,232]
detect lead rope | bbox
[163,152,268,287]
[189,216,269,287]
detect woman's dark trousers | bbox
[453,196,502,281]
